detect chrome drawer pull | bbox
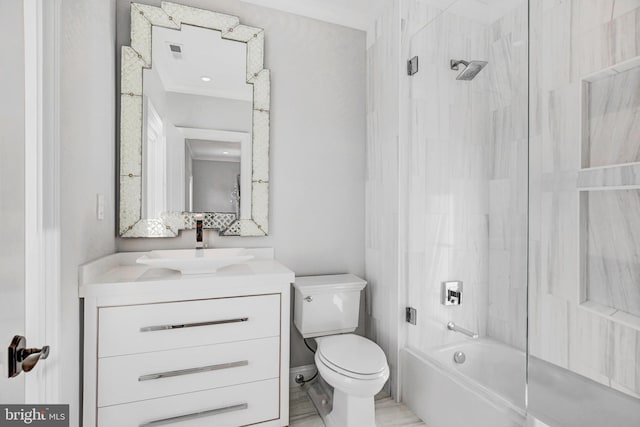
[139,403,248,426]
[138,360,248,382]
[140,317,249,332]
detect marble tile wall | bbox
[368,0,640,408]
[529,0,640,399]
[365,0,402,397]
[398,0,528,355]
[486,3,529,351]
[402,5,493,352]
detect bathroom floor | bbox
[289,383,427,427]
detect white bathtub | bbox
[401,339,526,427]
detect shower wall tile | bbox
[613,0,640,19]
[541,0,572,91]
[403,0,450,37]
[488,249,510,317]
[416,0,458,11]
[530,0,640,399]
[366,0,402,396]
[571,6,640,80]
[540,189,579,301]
[571,0,619,33]
[400,1,529,354]
[403,3,495,354]
[526,416,551,427]
[485,2,529,351]
[531,293,570,368]
[529,137,543,237]
[445,0,524,26]
[609,321,640,398]
[542,83,581,173]
[568,306,611,386]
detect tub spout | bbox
[447,322,478,339]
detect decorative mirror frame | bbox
[119,1,270,237]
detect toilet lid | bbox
[317,334,387,376]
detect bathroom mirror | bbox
[119,2,270,237]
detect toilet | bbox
[293,274,389,427]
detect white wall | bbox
[192,159,239,212]
[165,124,185,211]
[60,0,117,424]
[115,0,367,367]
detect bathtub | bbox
[401,339,526,427]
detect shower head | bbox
[450,59,488,80]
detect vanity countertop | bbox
[78,248,294,302]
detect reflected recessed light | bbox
[223,151,229,154]
[200,76,212,82]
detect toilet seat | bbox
[316,334,388,380]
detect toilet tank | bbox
[293,274,366,338]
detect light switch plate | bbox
[96,193,105,220]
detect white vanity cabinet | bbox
[79,250,293,427]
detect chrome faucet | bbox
[195,215,204,249]
[447,322,478,339]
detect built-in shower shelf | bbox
[579,301,640,331]
[578,57,640,329]
[579,189,640,329]
[577,162,640,190]
[580,56,640,169]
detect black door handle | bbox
[7,335,50,378]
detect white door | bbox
[0,0,28,403]
[0,0,60,404]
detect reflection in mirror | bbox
[119,2,270,238]
[186,140,240,213]
[183,129,252,216]
[142,24,251,229]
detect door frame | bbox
[23,0,62,404]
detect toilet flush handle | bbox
[304,296,313,302]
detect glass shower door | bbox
[401,1,529,425]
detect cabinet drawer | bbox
[98,336,279,407]
[98,378,279,427]
[98,294,280,357]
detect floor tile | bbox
[289,385,427,427]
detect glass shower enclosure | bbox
[400,1,529,425]
[391,1,640,426]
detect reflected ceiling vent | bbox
[169,43,183,58]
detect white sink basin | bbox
[136,248,254,275]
